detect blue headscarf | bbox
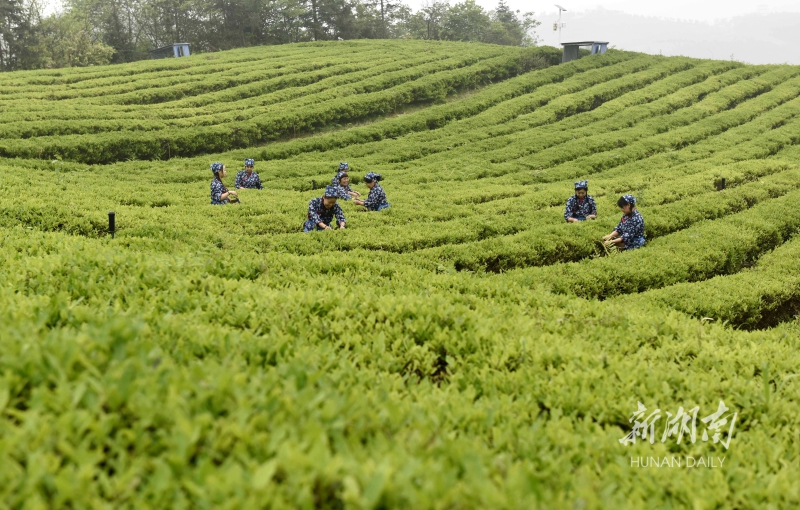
[211,162,224,174]
[338,162,349,171]
[245,158,255,167]
[324,185,349,199]
[574,180,588,191]
[621,194,636,206]
[364,172,382,183]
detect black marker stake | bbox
[721,178,726,190]
[109,211,116,239]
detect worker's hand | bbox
[602,234,612,241]
[339,223,346,229]
[567,218,578,223]
[587,215,597,220]
[230,190,238,196]
[325,225,332,230]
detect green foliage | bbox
[1,0,548,71]
[31,11,115,68]
[0,41,559,163]
[2,43,800,508]
[631,235,800,329]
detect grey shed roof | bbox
[561,41,609,46]
[152,43,190,51]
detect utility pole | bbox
[555,4,567,44]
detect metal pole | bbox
[555,5,566,44]
[558,9,562,43]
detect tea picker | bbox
[210,162,238,205]
[602,194,646,250]
[564,180,597,222]
[235,158,263,190]
[303,185,349,232]
[332,171,360,199]
[353,172,390,211]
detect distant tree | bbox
[301,0,322,39]
[0,0,41,70]
[68,0,144,62]
[485,0,539,46]
[323,0,358,40]
[351,0,378,38]
[372,0,399,38]
[418,0,447,40]
[138,0,205,51]
[519,11,541,46]
[385,3,411,38]
[353,0,406,39]
[205,0,264,48]
[269,0,308,43]
[393,6,427,40]
[440,0,489,42]
[36,12,115,67]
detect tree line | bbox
[0,0,540,71]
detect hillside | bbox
[1,41,800,508]
[0,41,560,163]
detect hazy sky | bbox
[445,0,800,64]
[466,0,800,22]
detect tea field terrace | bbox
[1,42,800,509]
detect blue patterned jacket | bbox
[235,171,262,189]
[308,197,346,227]
[363,183,388,211]
[564,195,597,221]
[211,179,229,205]
[615,210,646,249]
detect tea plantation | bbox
[1,40,799,509]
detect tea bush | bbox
[2,41,800,509]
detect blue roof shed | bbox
[561,41,608,63]
[150,43,191,59]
